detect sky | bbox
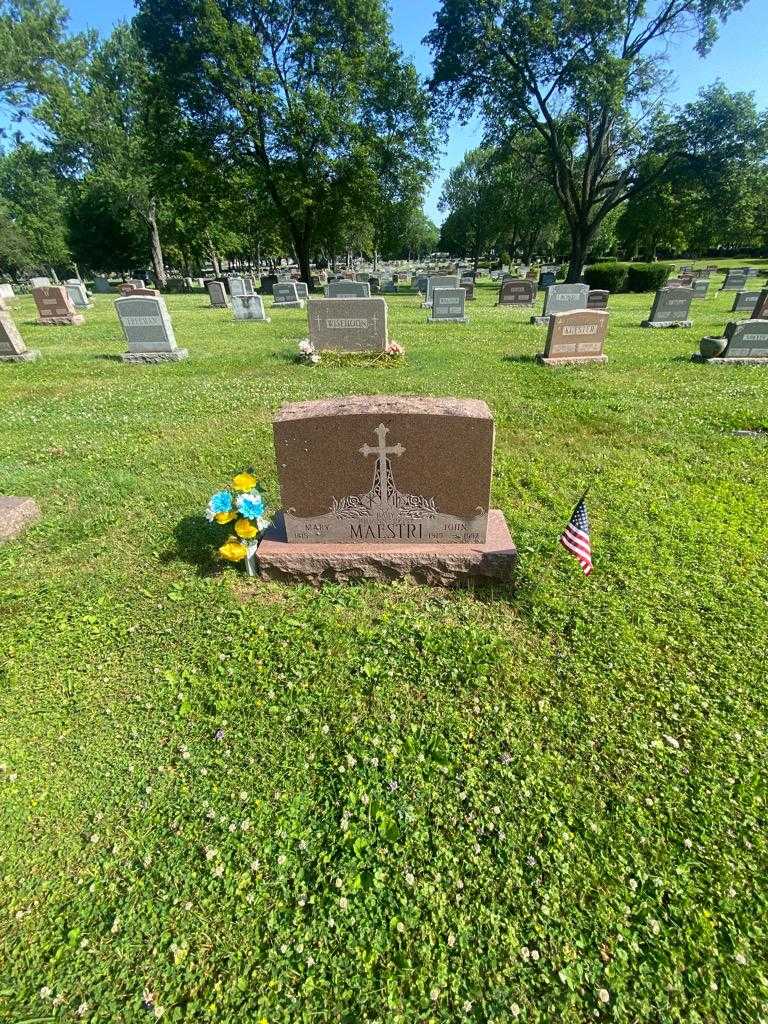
[56,0,768,223]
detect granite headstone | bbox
[115,295,188,363]
[536,310,608,366]
[642,287,694,328]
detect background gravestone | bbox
[750,289,768,319]
[536,310,609,365]
[498,279,536,306]
[308,297,388,352]
[258,274,278,296]
[294,282,310,302]
[232,294,269,321]
[720,269,749,291]
[691,279,710,299]
[424,275,459,308]
[30,276,51,289]
[731,290,760,313]
[538,271,557,290]
[694,319,768,364]
[428,288,468,324]
[0,310,40,362]
[115,295,188,363]
[587,289,609,310]
[207,280,229,308]
[0,284,14,300]
[642,287,694,328]
[532,283,589,325]
[326,280,370,299]
[33,286,84,326]
[229,277,248,297]
[272,282,304,308]
[254,395,516,584]
[65,282,92,309]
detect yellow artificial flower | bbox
[232,472,258,491]
[219,537,248,562]
[234,517,259,539]
[214,510,238,524]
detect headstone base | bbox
[36,315,84,326]
[421,302,432,308]
[530,316,551,325]
[641,320,692,328]
[691,353,768,365]
[0,349,41,362]
[536,354,608,367]
[121,349,189,363]
[427,316,468,324]
[253,509,516,587]
[0,496,41,542]
[273,300,305,310]
[497,302,533,308]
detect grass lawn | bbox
[1,265,767,1023]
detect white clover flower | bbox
[212,864,224,877]
[405,871,415,886]
[277,854,286,865]
[598,988,610,1004]
[396,921,405,933]
[339,896,349,910]
[463,1001,473,1013]
[89,834,100,844]
[510,1004,521,1018]
[520,946,530,961]
[430,988,440,1001]
[447,932,456,948]
[239,790,248,801]
[39,986,52,999]
[530,949,540,962]
[335,877,343,888]
[205,848,217,861]
[77,1003,89,1017]
[735,951,747,965]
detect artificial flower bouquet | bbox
[297,339,405,364]
[206,472,270,569]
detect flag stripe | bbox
[559,496,593,576]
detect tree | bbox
[135,0,435,284]
[427,0,749,281]
[0,0,88,131]
[438,147,508,269]
[37,23,171,283]
[0,143,70,272]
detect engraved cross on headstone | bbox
[359,424,405,506]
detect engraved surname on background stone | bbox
[744,334,768,342]
[578,342,602,353]
[326,318,368,329]
[123,316,163,327]
[563,325,598,336]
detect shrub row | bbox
[583,262,672,293]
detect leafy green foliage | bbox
[624,263,673,292]
[1,271,767,1021]
[582,263,629,292]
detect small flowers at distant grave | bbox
[206,472,271,568]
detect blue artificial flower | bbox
[236,491,265,520]
[208,490,233,515]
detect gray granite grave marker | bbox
[731,290,760,313]
[232,294,269,321]
[498,279,536,306]
[326,279,370,299]
[428,287,468,323]
[273,282,305,309]
[692,279,710,299]
[531,283,589,325]
[207,280,229,308]
[694,319,768,364]
[720,269,749,291]
[115,295,188,363]
[65,282,92,309]
[308,297,388,352]
[642,287,694,328]
[587,290,609,310]
[424,275,460,308]
[750,289,768,319]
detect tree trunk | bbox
[566,225,592,283]
[294,234,312,285]
[147,199,167,288]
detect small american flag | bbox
[560,495,593,575]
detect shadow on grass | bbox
[160,515,224,576]
[502,353,538,364]
[94,354,124,362]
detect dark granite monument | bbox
[497,279,536,306]
[693,319,768,364]
[642,287,694,328]
[254,396,516,585]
